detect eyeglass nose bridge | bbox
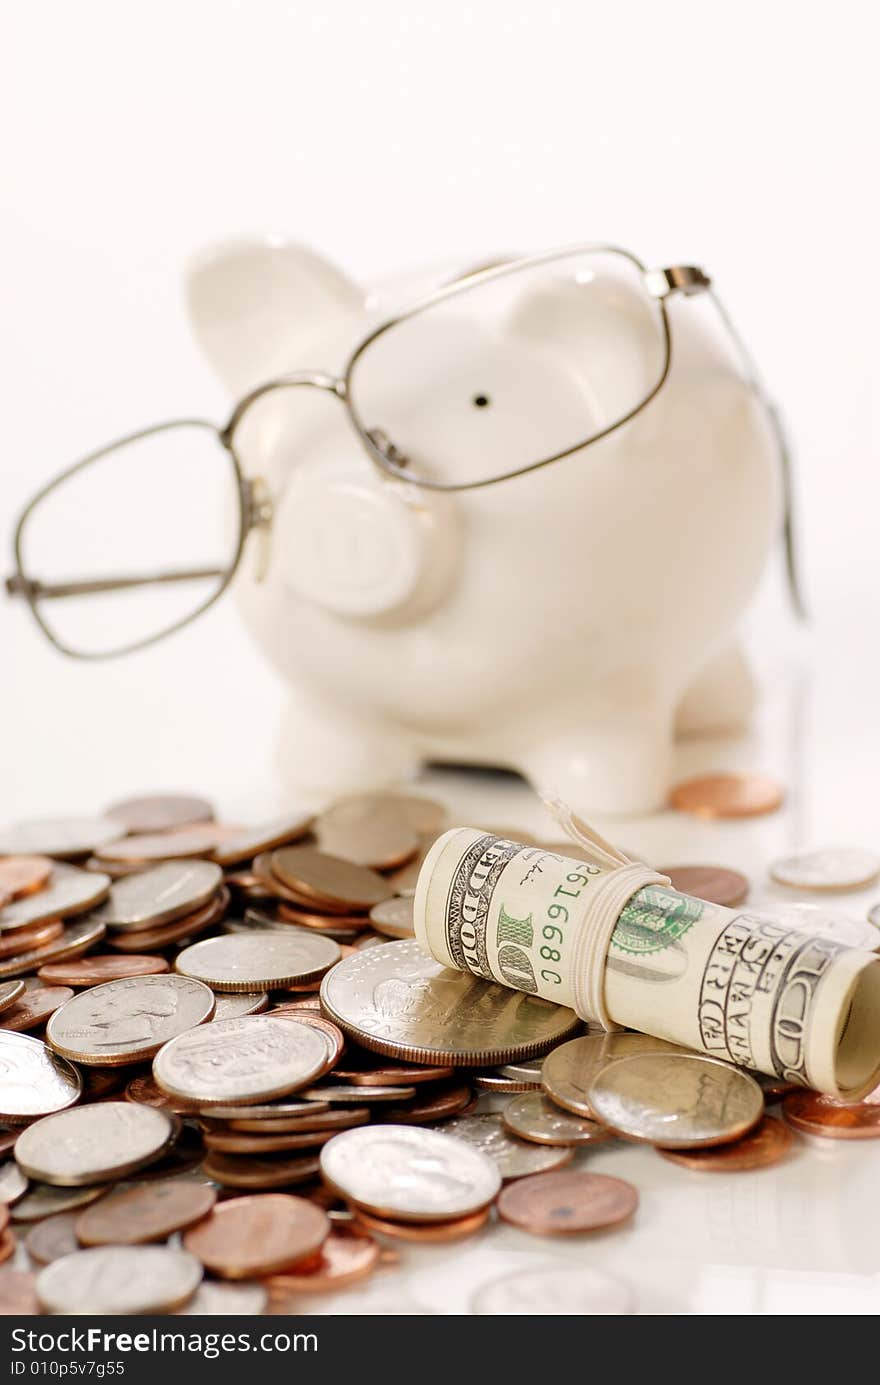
[218,370,347,448]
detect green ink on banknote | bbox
[611,886,703,956]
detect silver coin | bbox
[200,1098,326,1121]
[498,1057,545,1083]
[472,1264,634,1315]
[302,1084,412,1103]
[46,974,216,1065]
[369,896,415,939]
[775,902,880,952]
[0,918,107,980]
[0,979,26,1013]
[105,794,214,835]
[0,866,110,930]
[770,847,880,892]
[503,1092,610,1146]
[210,991,270,1020]
[175,930,340,991]
[9,1181,105,1223]
[152,1015,331,1105]
[0,1159,28,1204]
[176,1279,267,1315]
[320,1124,501,1221]
[429,1112,573,1179]
[14,1102,177,1185]
[0,1032,82,1123]
[94,860,223,931]
[588,1052,764,1148]
[36,1245,203,1314]
[0,817,121,859]
[212,814,314,868]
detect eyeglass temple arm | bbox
[5,565,227,601]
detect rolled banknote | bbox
[414,825,880,1100]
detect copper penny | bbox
[0,986,74,1033]
[105,793,214,835]
[76,1179,217,1246]
[264,1222,380,1293]
[276,903,372,933]
[0,918,107,979]
[0,1228,16,1264]
[0,1267,39,1314]
[97,825,220,864]
[352,1205,490,1243]
[497,1171,638,1235]
[108,887,228,952]
[331,1060,455,1087]
[0,856,53,899]
[202,1126,342,1155]
[658,865,749,908]
[382,1082,474,1125]
[269,996,323,1014]
[201,1152,321,1189]
[315,798,419,871]
[183,1193,328,1278]
[125,1074,202,1115]
[82,1067,130,1101]
[659,1114,796,1170]
[0,1131,18,1157]
[271,847,391,912]
[0,919,64,959]
[37,954,169,986]
[24,1211,81,1265]
[223,1106,369,1134]
[669,772,784,819]
[782,1086,880,1139]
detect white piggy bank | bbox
[187,239,782,816]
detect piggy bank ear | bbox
[186,237,364,395]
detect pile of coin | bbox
[2,790,880,1317]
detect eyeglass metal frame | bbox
[6,242,805,660]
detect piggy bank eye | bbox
[472,394,491,408]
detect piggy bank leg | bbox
[675,640,757,738]
[278,691,421,803]
[522,704,675,817]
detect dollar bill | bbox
[414,827,880,1099]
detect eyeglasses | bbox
[6,243,805,658]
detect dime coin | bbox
[105,793,214,834]
[0,1268,40,1315]
[369,895,415,940]
[271,847,391,912]
[14,1102,177,1185]
[497,1170,638,1235]
[0,866,110,930]
[24,1212,81,1265]
[659,1114,796,1170]
[96,825,220,863]
[0,985,73,1032]
[429,1113,573,1179]
[152,1014,332,1104]
[782,1087,880,1138]
[95,860,223,930]
[0,1161,28,1204]
[263,1222,380,1291]
[176,1279,267,1314]
[658,865,749,907]
[473,1072,540,1093]
[175,930,340,992]
[210,813,314,868]
[320,1124,501,1222]
[211,991,269,1020]
[588,1052,764,1148]
[201,1151,321,1189]
[331,1058,454,1087]
[770,847,880,893]
[0,919,64,958]
[316,798,419,871]
[38,954,169,986]
[47,974,215,1065]
[498,1058,545,1083]
[383,1082,474,1124]
[305,1083,414,1103]
[0,918,107,979]
[36,1244,202,1314]
[352,1206,490,1243]
[320,938,581,1066]
[9,1182,105,1222]
[0,817,121,859]
[0,980,25,1013]
[76,1179,217,1245]
[0,856,52,899]
[669,772,784,819]
[542,1032,685,1117]
[472,1264,634,1315]
[108,886,228,952]
[202,1126,340,1155]
[0,1032,82,1122]
[183,1193,329,1278]
[503,1093,611,1146]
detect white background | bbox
[2,0,878,820]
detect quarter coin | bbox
[0,980,25,1013]
[0,918,107,979]
[95,860,223,930]
[472,1264,634,1315]
[503,1092,611,1146]
[0,856,52,899]
[263,1223,379,1291]
[175,930,340,992]
[0,919,64,959]
[182,1193,329,1278]
[320,938,581,1066]
[496,1170,638,1234]
[37,954,169,986]
[36,1245,202,1315]
[659,1114,796,1170]
[76,1179,217,1245]
[0,866,110,930]
[542,1032,685,1117]
[782,1086,880,1138]
[369,896,415,939]
[658,865,749,907]
[152,1014,332,1104]
[46,974,216,1065]
[14,1102,177,1185]
[0,817,120,859]
[588,1052,764,1148]
[107,886,228,952]
[271,847,391,912]
[0,986,73,1033]
[0,1032,82,1122]
[429,1113,573,1179]
[669,772,784,819]
[320,1124,501,1222]
[104,793,214,834]
[770,847,880,893]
